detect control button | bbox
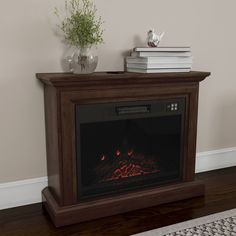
[167,103,179,112]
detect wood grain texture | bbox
[0,167,235,236]
[37,71,210,226]
[42,181,205,227]
[36,71,210,87]
[44,85,63,205]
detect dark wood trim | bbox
[36,71,210,87]
[42,180,205,227]
[44,86,63,205]
[37,71,210,226]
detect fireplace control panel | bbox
[166,102,179,112]
[76,99,184,123]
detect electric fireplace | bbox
[76,99,184,199]
[37,71,210,227]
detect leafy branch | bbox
[55,0,104,49]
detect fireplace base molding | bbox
[42,181,204,227]
[37,71,210,227]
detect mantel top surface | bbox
[36,71,210,87]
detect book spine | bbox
[126,57,193,64]
[134,47,191,52]
[127,68,191,73]
[131,52,192,57]
[127,63,192,69]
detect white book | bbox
[131,51,192,57]
[134,47,191,52]
[127,63,192,69]
[126,56,193,64]
[127,68,191,73]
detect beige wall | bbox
[0,0,236,183]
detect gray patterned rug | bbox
[133,208,236,236]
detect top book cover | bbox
[134,47,191,52]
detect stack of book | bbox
[126,47,192,73]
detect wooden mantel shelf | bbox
[37,71,210,87]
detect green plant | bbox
[55,0,104,49]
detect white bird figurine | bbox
[147,29,165,47]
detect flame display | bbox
[97,149,160,183]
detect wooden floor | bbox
[1,167,236,236]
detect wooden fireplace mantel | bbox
[37,71,210,227]
[37,71,210,86]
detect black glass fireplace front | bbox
[76,99,185,200]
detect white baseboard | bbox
[0,147,236,210]
[0,177,48,210]
[196,147,236,173]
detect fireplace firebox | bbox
[37,71,210,227]
[76,99,185,199]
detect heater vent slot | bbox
[116,105,151,115]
